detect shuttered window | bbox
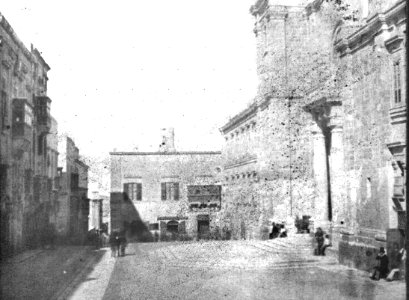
[1,91,8,131]
[161,182,179,201]
[161,183,167,200]
[124,183,142,201]
[393,60,402,104]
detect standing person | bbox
[279,224,287,238]
[109,232,118,257]
[115,233,121,257]
[370,247,389,280]
[271,222,280,239]
[119,233,127,257]
[314,227,324,255]
[321,234,331,256]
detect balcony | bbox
[12,99,33,153]
[188,185,221,211]
[35,96,52,134]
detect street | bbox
[1,235,405,300]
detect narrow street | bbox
[1,236,405,300]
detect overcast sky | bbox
[2,0,259,158]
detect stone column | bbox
[328,120,345,228]
[311,123,329,231]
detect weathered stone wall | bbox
[220,1,406,266]
[110,152,222,239]
[0,12,58,254]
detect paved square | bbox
[60,237,405,300]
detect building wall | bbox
[110,152,222,240]
[0,12,57,255]
[56,136,89,242]
[329,0,407,269]
[227,0,406,270]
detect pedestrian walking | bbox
[314,227,324,255]
[109,232,119,257]
[115,234,121,257]
[370,247,389,280]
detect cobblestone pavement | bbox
[59,235,405,300]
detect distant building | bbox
[89,192,103,231]
[0,12,58,255]
[110,130,222,241]
[56,135,89,243]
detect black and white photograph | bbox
[0,0,407,299]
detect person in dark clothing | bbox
[321,234,331,256]
[109,232,120,257]
[119,233,127,257]
[371,247,389,280]
[314,227,324,255]
[279,224,287,238]
[270,222,280,239]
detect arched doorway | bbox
[166,220,179,234]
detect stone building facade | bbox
[0,13,60,255]
[110,130,222,241]
[89,192,103,231]
[220,0,406,270]
[56,135,89,243]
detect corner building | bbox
[221,0,406,271]
[0,13,58,255]
[110,130,222,241]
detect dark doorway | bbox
[240,221,246,240]
[166,220,179,234]
[198,220,210,240]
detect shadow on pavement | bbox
[0,247,107,300]
[111,192,153,243]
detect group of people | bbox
[109,232,127,257]
[370,246,407,281]
[314,227,405,281]
[314,227,331,256]
[269,222,287,239]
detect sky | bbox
[2,0,259,154]
[2,0,261,193]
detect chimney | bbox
[159,128,176,152]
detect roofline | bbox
[0,13,51,70]
[110,151,222,156]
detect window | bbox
[1,91,8,131]
[161,182,179,201]
[24,104,33,126]
[38,135,44,155]
[393,60,401,104]
[124,183,142,201]
[70,173,79,190]
[149,223,159,230]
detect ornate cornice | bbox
[0,13,33,63]
[224,155,257,170]
[334,0,406,56]
[250,0,269,17]
[110,151,221,156]
[220,102,258,134]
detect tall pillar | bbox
[311,123,329,230]
[328,120,346,228]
